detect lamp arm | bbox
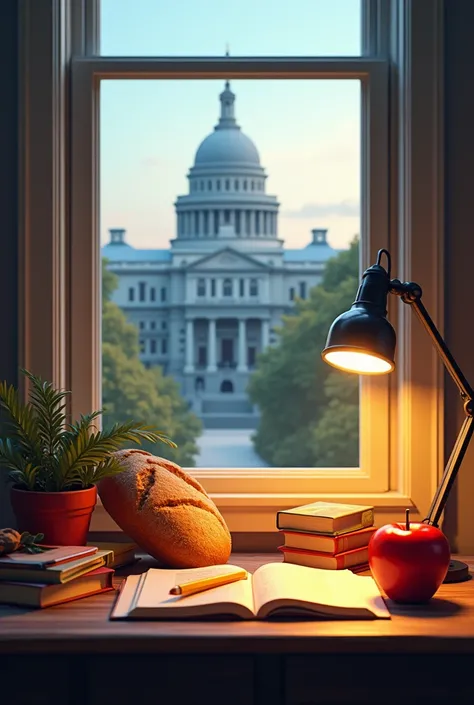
[390,279,474,527]
[390,279,474,401]
[424,416,474,527]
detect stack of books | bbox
[0,542,136,609]
[277,501,376,572]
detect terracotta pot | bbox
[10,485,97,546]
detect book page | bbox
[133,564,256,618]
[252,562,389,619]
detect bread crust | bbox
[98,449,232,568]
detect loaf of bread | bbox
[98,449,231,568]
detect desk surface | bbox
[1,552,474,655]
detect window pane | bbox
[100,0,362,56]
[101,79,361,468]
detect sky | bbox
[100,0,361,251]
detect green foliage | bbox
[248,238,360,467]
[101,259,202,467]
[0,370,175,492]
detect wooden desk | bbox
[1,553,474,705]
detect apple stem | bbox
[406,508,410,531]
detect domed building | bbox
[103,82,339,429]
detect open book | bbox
[111,562,390,620]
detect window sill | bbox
[90,490,416,534]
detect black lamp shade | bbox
[322,307,396,374]
[321,260,397,375]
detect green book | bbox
[276,502,374,535]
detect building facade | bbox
[103,82,338,428]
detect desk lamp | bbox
[322,249,473,583]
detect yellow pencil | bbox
[169,569,248,597]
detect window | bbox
[207,180,212,190]
[150,339,157,354]
[243,180,247,191]
[223,278,233,297]
[161,338,168,355]
[220,380,234,394]
[139,321,145,330]
[250,279,258,297]
[198,346,207,367]
[216,179,221,191]
[211,279,216,297]
[160,287,167,302]
[197,278,206,297]
[248,346,256,368]
[225,179,230,191]
[128,287,135,302]
[139,339,146,354]
[32,1,440,534]
[151,321,156,330]
[235,179,239,191]
[138,282,146,302]
[239,279,245,297]
[150,287,156,302]
[224,210,230,224]
[161,321,167,330]
[299,281,307,299]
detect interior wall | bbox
[443,0,474,553]
[0,1,18,526]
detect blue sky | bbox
[100,0,361,250]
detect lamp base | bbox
[443,559,471,583]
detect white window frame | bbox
[19,0,444,533]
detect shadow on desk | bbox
[387,597,463,618]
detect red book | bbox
[280,526,376,554]
[0,566,114,608]
[279,545,369,570]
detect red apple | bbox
[368,521,450,603]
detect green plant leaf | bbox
[0,369,177,491]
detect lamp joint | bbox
[464,399,474,417]
[389,279,422,303]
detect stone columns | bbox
[237,319,248,372]
[207,318,217,372]
[184,319,194,373]
[250,210,256,236]
[261,319,270,351]
[198,211,204,237]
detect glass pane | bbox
[100,0,362,56]
[101,79,361,468]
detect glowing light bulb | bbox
[323,350,393,375]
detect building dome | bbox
[195,129,260,166]
[174,81,279,247]
[193,81,260,166]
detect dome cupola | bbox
[194,82,261,167]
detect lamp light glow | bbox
[322,349,394,375]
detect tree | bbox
[101,260,202,466]
[248,239,359,467]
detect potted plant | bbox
[0,370,175,546]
